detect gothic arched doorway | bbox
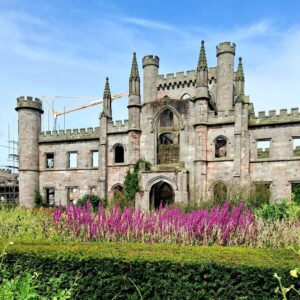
[150,181,174,210]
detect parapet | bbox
[207,110,235,125]
[39,127,100,143]
[107,120,129,133]
[157,68,217,91]
[142,55,160,68]
[249,108,300,126]
[15,96,43,113]
[216,42,236,57]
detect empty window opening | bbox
[68,152,78,168]
[292,183,300,205]
[46,153,54,169]
[45,188,55,206]
[215,136,227,158]
[257,140,270,159]
[90,186,97,195]
[254,183,270,205]
[159,133,173,145]
[67,187,80,204]
[115,145,124,163]
[213,182,227,202]
[159,110,173,127]
[181,93,191,100]
[92,151,99,167]
[112,184,124,197]
[293,138,300,156]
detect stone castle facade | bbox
[16,41,300,209]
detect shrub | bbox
[76,194,106,211]
[1,242,300,299]
[255,202,290,221]
[34,190,45,208]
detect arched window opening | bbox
[181,93,191,100]
[150,181,174,210]
[215,136,227,158]
[213,182,227,202]
[159,133,173,145]
[115,145,124,163]
[159,110,173,127]
[112,184,124,195]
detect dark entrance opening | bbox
[150,181,174,210]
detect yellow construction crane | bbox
[41,93,128,130]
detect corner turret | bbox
[15,96,43,207]
[142,55,159,103]
[216,42,236,111]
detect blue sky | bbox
[1,0,300,168]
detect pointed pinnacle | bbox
[130,52,140,79]
[236,57,245,81]
[103,77,111,98]
[197,40,208,72]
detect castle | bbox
[16,41,300,209]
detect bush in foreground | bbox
[1,242,299,299]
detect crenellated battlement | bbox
[216,42,236,57]
[142,55,159,68]
[207,110,235,125]
[249,108,300,126]
[157,68,218,91]
[107,119,129,133]
[15,96,43,113]
[39,127,100,143]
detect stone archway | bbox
[150,181,174,210]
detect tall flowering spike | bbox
[236,57,245,81]
[197,40,208,72]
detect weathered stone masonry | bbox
[16,41,300,209]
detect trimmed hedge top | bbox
[1,241,298,269]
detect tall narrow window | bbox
[92,151,99,167]
[257,140,270,159]
[115,145,124,163]
[215,136,227,158]
[45,188,55,206]
[45,153,54,169]
[66,187,79,203]
[293,138,300,156]
[68,152,78,168]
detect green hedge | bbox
[1,242,299,299]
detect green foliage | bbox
[292,184,300,205]
[76,194,106,211]
[255,202,290,221]
[123,158,152,206]
[34,190,45,208]
[1,242,299,299]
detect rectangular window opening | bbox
[92,151,99,167]
[254,183,271,205]
[256,140,270,159]
[293,138,300,156]
[45,188,55,206]
[46,153,54,169]
[66,187,80,204]
[292,183,300,205]
[68,152,78,168]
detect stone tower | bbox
[194,41,209,200]
[15,96,43,207]
[128,52,141,166]
[99,77,112,198]
[142,55,159,103]
[216,42,236,111]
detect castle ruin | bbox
[16,41,300,209]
